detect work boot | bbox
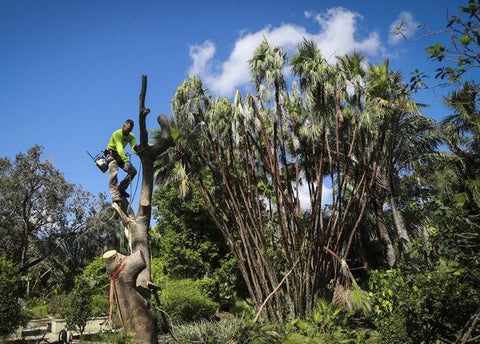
[119,189,130,198]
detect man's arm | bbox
[129,134,138,154]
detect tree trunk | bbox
[389,195,410,252]
[104,75,173,344]
[373,201,396,268]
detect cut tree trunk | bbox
[103,75,173,344]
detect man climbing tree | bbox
[103,76,173,344]
[105,119,138,202]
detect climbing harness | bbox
[86,151,108,173]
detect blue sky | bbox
[0,0,470,204]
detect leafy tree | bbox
[66,277,93,341]
[0,146,121,295]
[426,0,480,84]
[152,183,242,307]
[0,145,72,272]
[0,255,26,336]
[401,0,480,90]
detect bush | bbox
[283,299,379,344]
[369,262,480,343]
[0,256,26,336]
[65,278,93,337]
[80,256,109,295]
[163,317,281,344]
[160,279,218,323]
[374,311,411,344]
[28,304,49,318]
[49,294,70,318]
[91,294,109,316]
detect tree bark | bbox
[390,195,410,252]
[104,75,173,343]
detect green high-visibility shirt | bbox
[107,129,137,163]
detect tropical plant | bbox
[284,299,380,344]
[163,316,281,344]
[161,38,437,322]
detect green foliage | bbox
[49,294,70,318]
[91,294,109,317]
[152,184,242,307]
[65,277,93,336]
[371,311,411,344]
[406,0,480,87]
[81,255,110,316]
[81,256,110,295]
[0,256,27,336]
[0,146,120,297]
[27,304,49,318]
[230,298,256,319]
[159,278,219,323]
[369,262,480,343]
[283,299,379,344]
[163,317,281,344]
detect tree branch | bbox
[139,75,151,148]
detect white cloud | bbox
[389,11,419,44]
[296,180,333,211]
[188,40,216,76]
[188,7,382,96]
[309,7,380,61]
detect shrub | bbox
[65,278,93,338]
[81,256,109,295]
[49,294,70,318]
[369,262,480,343]
[91,294,109,316]
[284,299,379,344]
[0,256,27,336]
[163,317,281,344]
[28,304,49,318]
[160,279,218,323]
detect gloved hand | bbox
[124,161,132,171]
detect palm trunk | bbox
[390,195,410,251]
[373,201,396,268]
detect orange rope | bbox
[109,257,128,325]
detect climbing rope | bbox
[109,256,128,326]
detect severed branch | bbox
[151,115,173,157]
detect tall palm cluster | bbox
[159,40,438,322]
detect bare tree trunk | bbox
[390,195,410,252]
[103,75,173,344]
[373,201,396,268]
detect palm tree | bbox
[440,82,480,214]
[364,61,438,261]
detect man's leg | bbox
[108,159,122,202]
[118,163,137,194]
